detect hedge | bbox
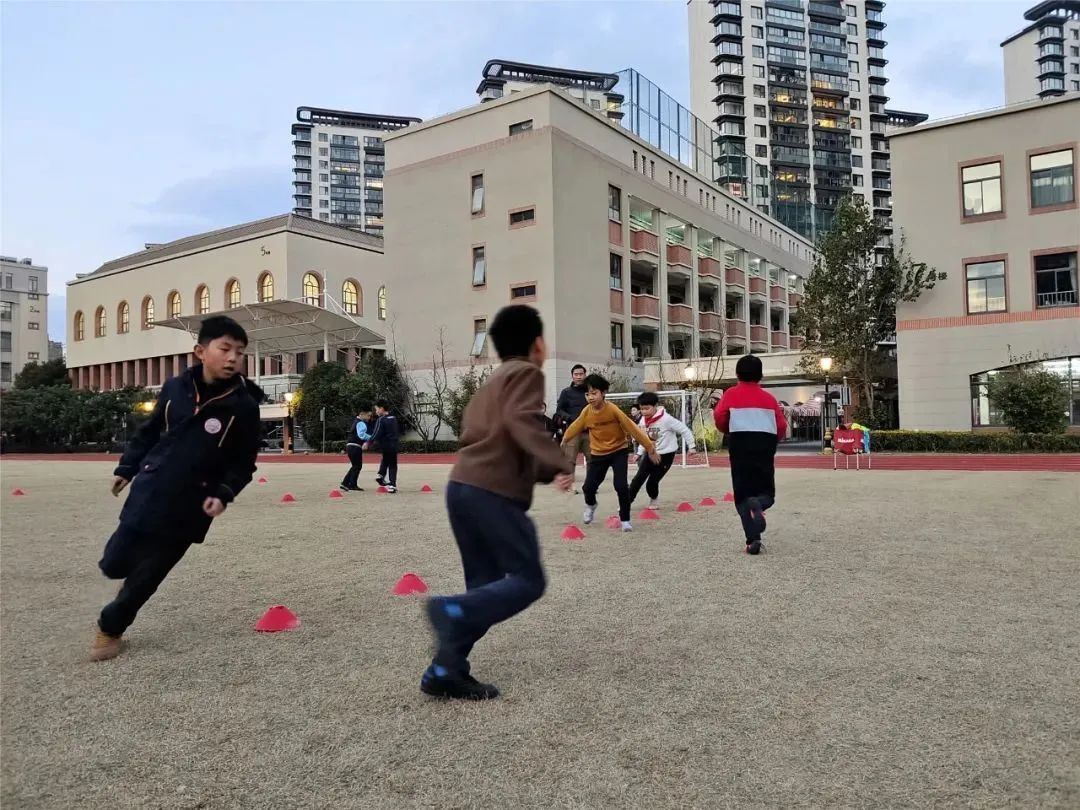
[869,430,1080,453]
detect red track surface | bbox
[4,453,1078,472]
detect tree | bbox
[293,362,352,447]
[796,196,937,414]
[444,364,491,438]
[14,358,71,389]
[987,367,1069,434]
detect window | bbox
[225,279,240,309]
[342,280,360,314]
[377,286,387,320]
[471,318,487,356]
[166,290,181,318]
[1074,81,1080,91]
[972,356,1080,427]
[851,117,862,130]
[509,207,536,228]
[847,22,857,35]
[28,277,38,292]
[258,273,274,303]
[610,253,623,290]
[319,148,328,156]
[3,274,11,288]
[850,97,861,110]
[850,79,861,91]
[95,306,107,338]
[510,283,537,300]
[303,273,323,306]
[1072,46,1080,56]
[74,311,85,341]
[471,174,485,215]
[0,302,11,321]
[965,259,1007,314]
[318,133,328,142]
[509,120,533,135]
[754,124,767,137]
[472,246,486,286]
[852,136,862,148]
[853,174,864,186]
[751,6,762,19]
[117,301,129,334]
[755,144,767,158]
[1030,149,1075,209]
[846,3,856,15]
[27,351,39,360]
[753,65,765,78]
[752,25,763,38]
[961,161,1003,217]
[0,363,10,383]
[1035,252,1078,308]
[142,296,155,329]
[319,200,329,209]
[610,322,624,361]
[27,322,39,330]
[754,104,766,117]
[848,42,859,55]
[194,284,209,315]
[752,45,765,58]
[608,185,621,221]
[319,160,329,169]
[0,331,9,351]
[848,60,860,73]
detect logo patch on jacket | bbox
[204,418,223,435]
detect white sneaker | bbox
[583,505,597,525]
[621,521,633,532]
[648,499,660,509]
[386,486,397,494]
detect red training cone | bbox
[722,492,735,503]
[699,497,717,507]
[639,508,660,521]
[676,501,695,513]
[279,493,296,503]
[393,573,428,596]
[420,484,434,493]
[604,515,622,530]
[561,524,586,541]
[329,490,344,499]
[254,605,300,633]
[377,485,389,494]
[10,488,26,496]
[257,477,268,485]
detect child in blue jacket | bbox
[341,407,372,491]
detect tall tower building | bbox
[688,0,908,242]
[0,256,50,390]
[291,107,421,237]
[1002,2,1080,103]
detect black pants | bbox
[342,444,363,488]
[431,482,546,677]
[735,495,776,543]
[98,525,191,637]
[583,448,631,521]
[377,450,398,487]
[628,451,677,503]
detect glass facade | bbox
[971,356,1080,427]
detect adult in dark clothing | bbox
[556,364,590,487]
[92,316,263,661]
[365,399,400,492]
[341,408,372,491]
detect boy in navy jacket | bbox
[713,355,787,555]
[365,399,400,493]
[91,316,263,660]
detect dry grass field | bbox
[2,460,1078,809]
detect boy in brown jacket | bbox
[422,305,574,701]
[562,374,658,532]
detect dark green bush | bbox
[871,430,1080,453]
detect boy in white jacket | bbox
[629,392,696,508]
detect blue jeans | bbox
[430,482,546,676]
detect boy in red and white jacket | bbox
[713,355,787,555]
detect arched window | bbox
[258,272,274,302]
[342,279,360,315]
[117,301,130,334]
[95,306,107,337]
[303,272,323,307]
[196,284,210,315]
[74,311,85,341]
[142,296,155,329]
[377,286,387,320]
[225,279,241,309]
[167,290,181,318]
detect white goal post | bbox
[605,389,710,469]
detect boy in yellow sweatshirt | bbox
[562,374,659,531]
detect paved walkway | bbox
[5,452,1079,472]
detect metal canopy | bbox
[153,298,384,354]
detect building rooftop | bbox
[476,59,620,95]
[70,214,382,285]
[1001,0,1080,45]
[293,107,421,131]
[887,92,1080,138]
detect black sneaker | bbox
[420,672,500,700]
[374,475,387,487]
[746,497,767,536]
[745,540,763,555]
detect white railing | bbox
[1037,290,1078,308]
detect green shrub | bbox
[693,423,722,452]
[987,368,1070,434]
[870,430,1080,453]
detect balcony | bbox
[699,256,722,281]
[771,332,789,350]
[631,294,661,319]
[770,285,786,303]
[808,1,844,18]
[609,220,623,246]
[667,243,692,268]
[1037,290,1078,308]
[668,304,694,328]
[788,291,803,308]
[699,312,723,334]
[750,325,769,345]
[726,319,747,340]
[631,229,660,256]
[749,276,767,296]
[610,288,624,314]
[726,267,746,287]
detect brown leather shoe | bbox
[89,628,124,662]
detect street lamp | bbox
[282,392,295,454]
[819,357,833,451]
[683,363,697,381]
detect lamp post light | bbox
[819,357,833,452]
[282,391,295,455]
[683,363,697,382]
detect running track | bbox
[5,453,1078,472]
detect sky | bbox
[0,0,1033,343]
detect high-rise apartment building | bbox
[1002,2,1080,102]
[476,60,625,123]
[291,107,421,237]
[688,0,910,242]
[0,256,50,390]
